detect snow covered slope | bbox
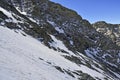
[0,0,120,79]
[0,26,114,80]
[0,26,75,80]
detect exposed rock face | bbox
[93,21,120,46]
[0,0,120,79]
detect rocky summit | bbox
[0,0,120,80]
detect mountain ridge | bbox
[0,0,120,79]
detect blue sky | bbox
[50,0,120,24]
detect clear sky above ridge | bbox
[50,0,120,24]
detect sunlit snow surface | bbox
[0,26,109,80]
[0,26,77,80]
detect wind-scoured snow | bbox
[0,26,112,80]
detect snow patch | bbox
[102,53,112,59]
[49,35,74,55]
[85,47,101,59]
[47,20,55,26]
[15,7,27,15]
[0,7,17,23]
[55,27,64,33]
[70,40,74,45]
[28,17,37,23]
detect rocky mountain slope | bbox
[93,21,120,46]
[0,0,120,80]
